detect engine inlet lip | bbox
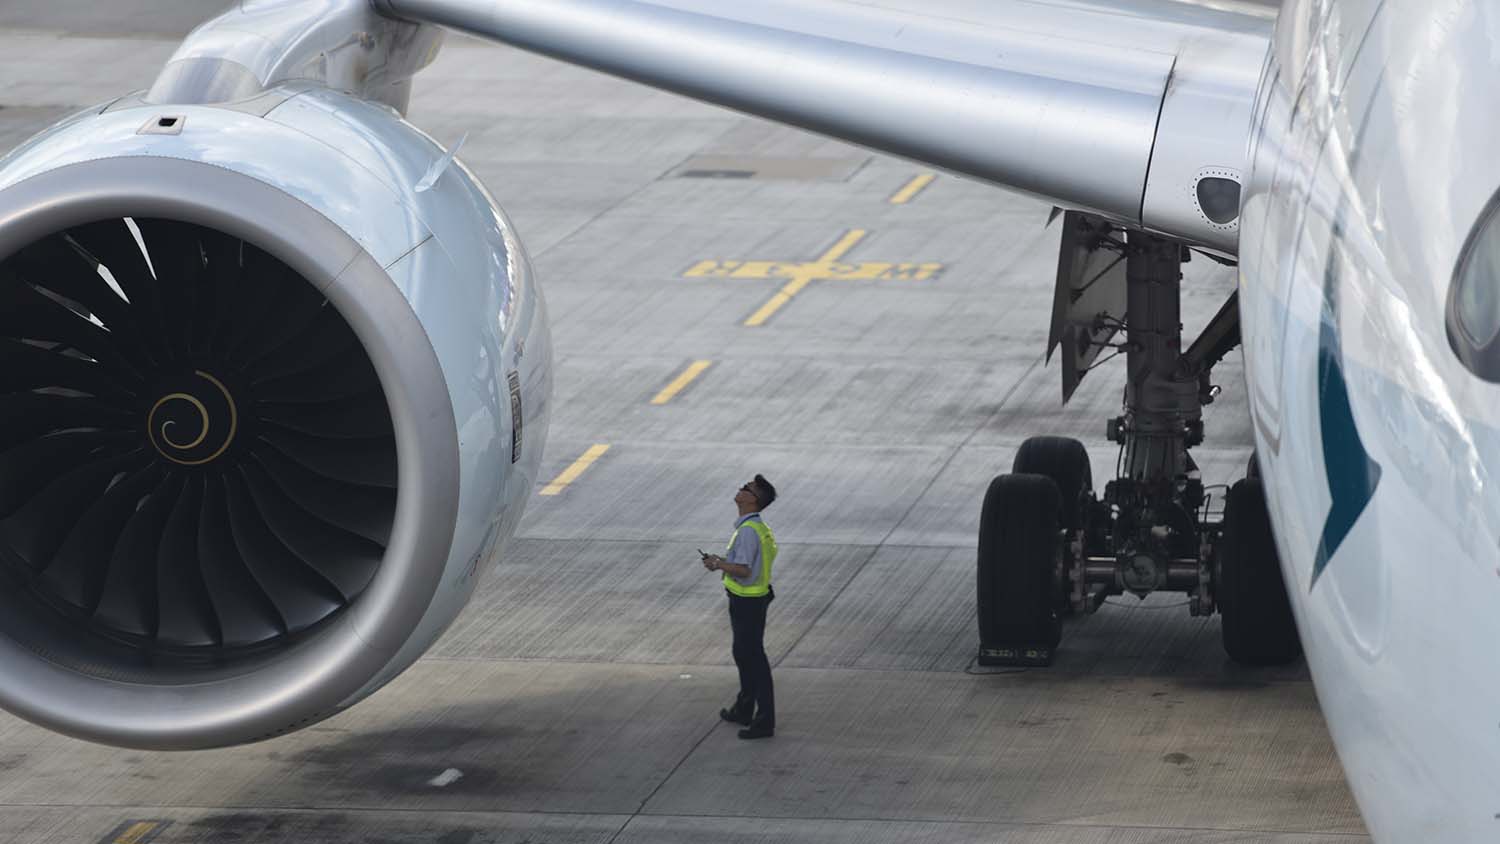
[0,156,460,749]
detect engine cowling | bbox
[0,86,551,749]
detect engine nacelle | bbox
[0,86,551,749]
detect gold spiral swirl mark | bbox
[147,371,239,466]
[154,392,209,450]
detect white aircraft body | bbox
[0,0,1489,840]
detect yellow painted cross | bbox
[683,229,943,326]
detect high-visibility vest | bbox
[723,517,777,597]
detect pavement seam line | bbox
[771,353,1047,668]
[609,720,725,843]
[872,352,1048,551]
[413,658,1317,687]
[532,151,697,260]
[773,543,883,669]
[50,804,1367,838]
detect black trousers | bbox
[727,589,775,725]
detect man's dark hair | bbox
[752,474,777,508]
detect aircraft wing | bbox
[374,0,1273,254]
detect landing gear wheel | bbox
[1012,436,1092,615]
[1012,436,1092,530]
[977,473,1062,667]
[1218,477,1301,665]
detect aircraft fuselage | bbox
[1241,1,1500,837]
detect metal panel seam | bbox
[1138,53,1177,228]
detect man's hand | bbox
[702,554,750,579]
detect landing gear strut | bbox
[977,221,1300,667]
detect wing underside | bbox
[375,0,1272,252]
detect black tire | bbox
[977,473,1062,666]
[1012,436,1092,530]
[1219,477,1301,665]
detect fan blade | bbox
[249,447,395,546]
[40,466,164,612]
[0,271,147,379]
[0,338,136,399]
[257,394,394,440]
[196,475,286,646]
[199,229,246,360]
[255,427,398,489]
[245,306,360,383]
[0,449,150,572]
[0,430,137,518]
[237,462,382,602]
[222,247,301,367]
[232,284,327,369]
[67,219,169,364]
[0,394,136,450]
[186,232,223,360]
[154,474,220,647]
[222,472,346,632]
[8,235,153,365]
[93,474,181,638]
[130,218,206,362]
[252,347,381,405]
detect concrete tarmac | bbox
[0,3,1368,843]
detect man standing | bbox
[702,474,778,739]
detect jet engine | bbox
[0,85,551,749]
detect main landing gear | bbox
[976,221,1300,667]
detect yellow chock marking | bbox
[651,360,713,405]
[889,172,936,204]
[114,822,158,844]
[540,444,610,495]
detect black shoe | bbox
[737,720,774,740]
[720,706,753,726]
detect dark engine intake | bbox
[0,217,395,671]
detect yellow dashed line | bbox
[744,230,866,326]
[651,360,713,405]
[889,173,936,204]
[540,444,610,495]
[114,822,157,844]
